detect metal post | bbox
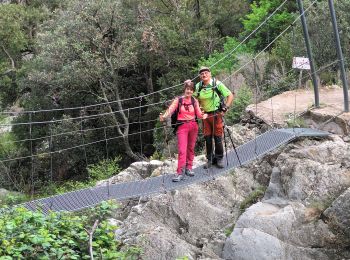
[49,123,53,183]
[328,0,349,112]
[80,114,88,166]
[297,0,320,108]
[104,127,109,159]
[29,113,34,198]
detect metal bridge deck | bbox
[22,128,329,214]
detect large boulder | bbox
[323,187,350,240]
[223,202,339,260]
[274,136,350,203]
[223,136,350,260]
[116,166,261,259]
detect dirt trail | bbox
[246,86,350,126]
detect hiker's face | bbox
[184,87,193,97]
[200,71,211,84]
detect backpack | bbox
[170,96,197,133]
[197,78,227,112]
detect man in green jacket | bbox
[194,67,234,168]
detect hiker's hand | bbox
[202,113,208,120]
[159,113,165,122]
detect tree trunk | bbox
[144,63,154,101]
[194,0,200,18]
[99,80,140,161]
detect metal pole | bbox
[29,113,34,198]
[49,123,53,183]
[328,0,349,112]
[297,0,320,108]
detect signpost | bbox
[292,57,310,70]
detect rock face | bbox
[97,125,350,259]
[116,166,261,259]
[223,136,350,260]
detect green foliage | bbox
[150,151,165,161]
[225,86,253,125]
[0,193,28,208]
[0,202,140,259]
[239,186,266,214]
[39,157,122,196]
[241,0,296,51]
[176,257,189,260]
[39,181,94,197]
[0,4,27,55]
[286,116,307,128]
[87,157,122,181]
[263,72,298,98]
[224,223,235,237]
[0,3,51,109]
[0,132,16,159]
[152,120,171,157]
[198,37,252,75]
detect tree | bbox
[0,4,27,108]
[241,0,296,51]
[20,0,140,161]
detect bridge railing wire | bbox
[0,59,337,164]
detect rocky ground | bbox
[246,85,350,135]
[97,87,350,259]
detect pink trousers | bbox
[176,121,198,174]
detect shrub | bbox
[87,157,122,181]
[225,85,253,125]
[286,116,307,128]
[39,157,122,196]
[0,201,141,259]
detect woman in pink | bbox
[160,80,207,182]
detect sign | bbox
[292,57,310,70]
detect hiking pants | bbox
[176,121,198,174]
[203,112,224,161]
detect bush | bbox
[225,85,253,125]
[87,157,122,181]
[0,201,141,259]
[286,115,307,128]
[39,157,122,196]
[0,193,28,207]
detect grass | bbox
[224,223,235,237]
[239,186,266,214]
[286,116,307,128]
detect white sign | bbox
[292,57,310,70]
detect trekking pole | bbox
[161,121,170,194]
[222,120,229,167]
[222,117,242,166]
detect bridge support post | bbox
[328,0,349,112]
[297,0,320,108]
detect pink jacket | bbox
[164,96,203,120]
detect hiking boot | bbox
[216,159,225,168]
[185,169,195,177]
[172,174,184,182]
[203,161,212,169]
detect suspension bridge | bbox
[0,0,346,213]
[22,128,329,214]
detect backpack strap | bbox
[190,96,197,118]
[198,78,222,98]
[177,97,183,116]
[212,78,223,98]
[197,81,203,98]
